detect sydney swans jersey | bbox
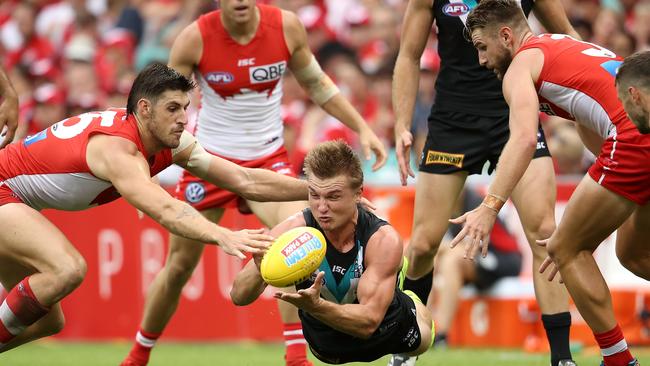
[518,34,628,138]
[433,0,534,116]
[0,109,172,210]
[195,5,290,160]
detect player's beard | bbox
[148,110,181,149]
[631,112,650,134]
[493,45,513,80]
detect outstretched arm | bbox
[0,67,18,148]
[275,226,403,339]
[87,134,273,259]
[449,49,543,259]
[283,10,387,171]
[173,131,308,202]
[533,0,581,40]
[392,0,434,185]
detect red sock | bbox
[283,322,309,366]
[595,324,634,366]
[124,329,161,365]
[0,277,50,346]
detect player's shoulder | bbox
[279,8,304,33]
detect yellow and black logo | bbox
[425,150,464,168]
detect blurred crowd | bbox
[1,0,648,180]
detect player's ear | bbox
[137,99,152,117]
[629,86,641,104]
[499,26,510,45]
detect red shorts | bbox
[175,146,297,211]
[0,185,23,206]
[588,122,650,205]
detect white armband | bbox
[293,56,340,106]
[172,131,212,176]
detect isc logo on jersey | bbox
[205,72,234,85]
[249,61,287,84]
[443,3,470,16]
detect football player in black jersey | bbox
[392,0,579,365]
[230,141,434,365]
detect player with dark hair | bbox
[0,63,310,354]
[616,50,650,134]
[453,2,650,365]
[122,2,387,365]
[231,140,433,365]
[392,0,578,364]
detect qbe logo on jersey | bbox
[249,61,287,84]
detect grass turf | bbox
[1,341,649,365]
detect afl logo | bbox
[205,72,234,85]
[185,182,205,203]
[443,3,470,16]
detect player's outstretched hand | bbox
[359,127,387,171]
[0,94,18,148]
[449,205,497,259]
[395,129,415,186]
[536,238,563,283]
[219,228,273,260]
[274,271,325,312]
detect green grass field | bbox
[1,341,650,366]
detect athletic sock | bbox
[0,277,50,347]
[283,322,309,366]
[125,329,161,365]
[595,324,634,366]
[542,312,573,366]
[402,270,433,305]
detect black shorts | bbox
[419,108,551,175]
[302,290,421,364]
[474,247,523,290]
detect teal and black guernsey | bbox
[296,206,421,364]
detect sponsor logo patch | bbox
[185,182,205,203]
[425,150,464,168]
[442,3,470,16]
[205,72,234,84]
[249,61,287,84]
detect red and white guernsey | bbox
[195,5,291,160]
[519,34,650,205]
[0,108,172,211]
[518,34,628,138]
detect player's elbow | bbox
[229,284,255,306]
[229,289,248,306]
[355,316,383,339]
[230,292,252,306]
[232,168,262,201]
[512,132,538,152]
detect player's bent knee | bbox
[525,216,556,243]
[54,256,87,295]
[616,250,649,279]
[164,261,197,287]
[407,238,440,260]
[44,310,66,336]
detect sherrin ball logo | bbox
[261,227,326,288]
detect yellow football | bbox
[261,226,327,288]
